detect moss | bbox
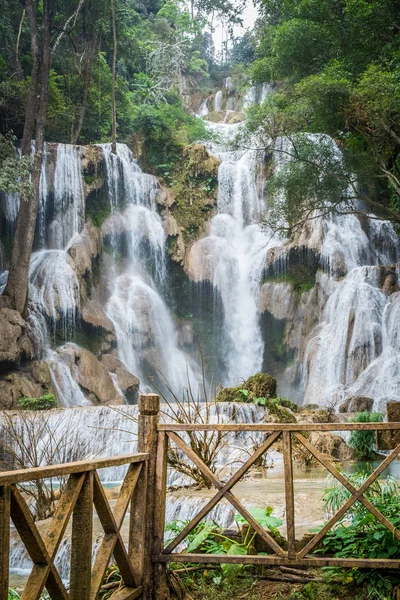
[169,144,220,244]
[86,206,112,228]
[216,373,278,403]
[216,386,242,403]
[245,372,277,398]
[203,111,224,123]
[263,272,315,294]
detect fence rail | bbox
[2,397,400,600]
[153,417,400,580]
[0,453,149,600]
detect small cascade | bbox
[100,143,159,211]
[198,99,209,117]
[29,249,80,341]
[47,349,91,407]
[0,402,272,481]
[225,76,233,92]
[49,144,85,249]
[214,90,223,112]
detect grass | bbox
[179,569,361,600]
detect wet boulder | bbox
[81,300,115,335]
[61,344,124,405]
[0,372,45,410]
[339,396,373,413]
[0,308,34,372]
[100,354,139,404]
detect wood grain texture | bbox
[283,432,296,559]
[70,472,94,600]
[158,423,400,432]
[0,486,10,600]
[0,453,148,486]
[154,553,400,568]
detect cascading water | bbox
[99,144,202,392]
[188,124,283,384]
[214,90,223,111]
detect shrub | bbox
[348,412,383,460]
[318,467,400,598]
[20,393,58,411]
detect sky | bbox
[212,1,259,55]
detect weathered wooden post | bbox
[130,393,167,600]
[0,486,10,600]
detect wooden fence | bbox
[2,394,400,600]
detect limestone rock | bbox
[0,372,45,410]
[156,187,176,208]
[100,354,139,403]
[224,111,245,124]
[61,345,124,405]
[68,221,102,281]
[309,432,352,461]
[82,300,115,334]
[339,396,373,413]
[0,308,34,370]
[382,271,399,295]
[31,361,52,387]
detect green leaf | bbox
[187,522,215,553]
[221,544,248,578]
[235,507,283,530]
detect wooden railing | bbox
[0,453,149,600]
[2,396,400,600]
[152,419,400,585]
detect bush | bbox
[20,393,57,411]
[348,412,383,460]
[318,467,400,598]
[131,101,208,176]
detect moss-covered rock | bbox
[162,144,220,252]
[216,386,242,403]
[216,372,278,403]
[203,111,224,123]
[245,373,277,398]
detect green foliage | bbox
[20,393,57,411]
[131,102,208,175]
[247,0,400,231]
[0,133,32,196]
[348,412,384,460]
[318,467,400,598]
[166,507,282,580]
[8,591,21,600]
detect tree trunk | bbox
[4,0,55,316]
[71,49,92,145]
[20,0,40,157]
[111,0,117,154]
[13,9,26,80]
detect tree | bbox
[110,0,117,153]
[246,0,400,234]
[2,0,85,316]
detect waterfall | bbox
[99,142,159,211]
[49,144,85,249]
[199,99,209,117]
[29,249,80,341]
[99,144,202,394]
[188,125,282,384]
[214,90,223,112]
